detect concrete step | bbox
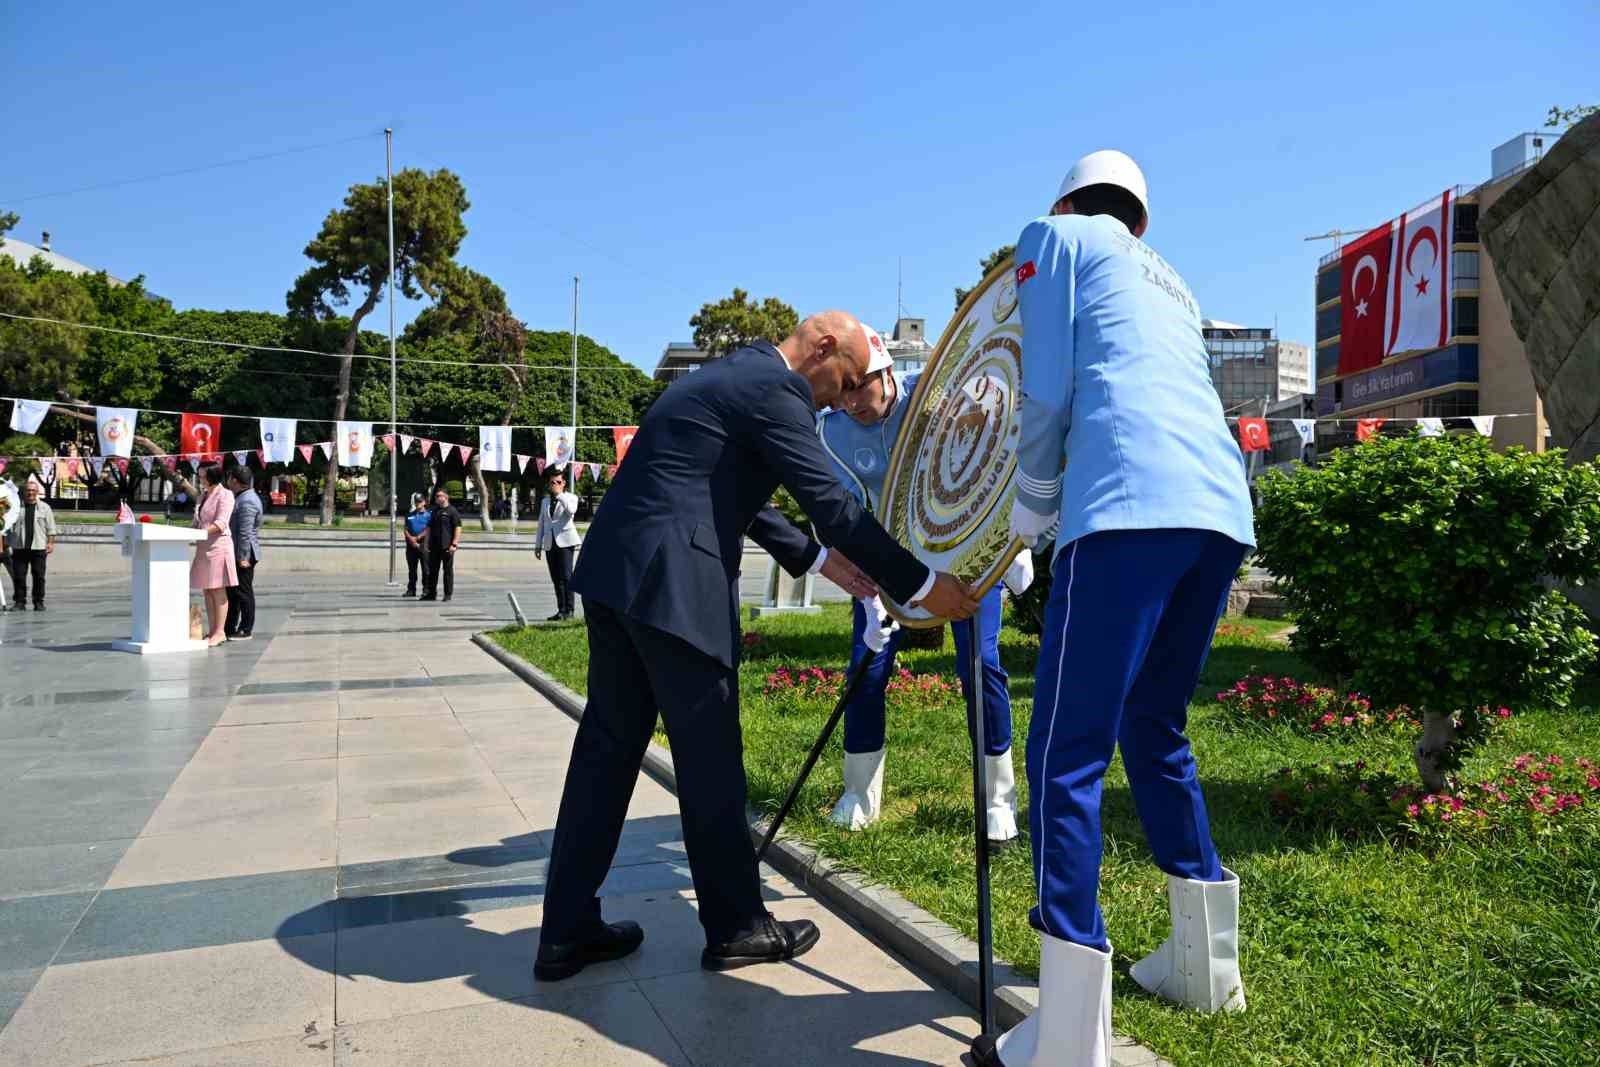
[1245,592,1290,620]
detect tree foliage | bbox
[954,245,1014,309]
[0,257,95,398]
[1546,104,1599,130]
[1255,434,1600,786]
[689,288,798,358]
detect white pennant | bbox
[139,456,154,474]
[232,450,249,467]
[1417,418,1445,437]
[1469,415,1496,437]
[399,433,414,454]
[318,442,333,460]
[439,442,456,462]
[514,454,528,473]
[9,399,50,434]
[1291,419,1316,447]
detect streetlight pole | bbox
[385,128,399,586]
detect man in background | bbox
[402,493,431,598]
[224,468,263,640]
[422,487,462,602]
[535,469,581,621]
[7,478,57,612]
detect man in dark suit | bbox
[535,311,978,982]
[224,469,263,639]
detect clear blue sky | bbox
[5,1,1593,375]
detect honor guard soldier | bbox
[975,151,1255,1067]
[817,323,1032,846]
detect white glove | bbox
[859,595,897,653]
[1009,501,1057,550]
[1002,551,1034,595]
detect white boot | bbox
[985,751,1019,843]
[1129,865,1245,1013]
[830,748,885,830]
[989,935,1113,1067]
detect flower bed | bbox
[762,664,958,708]
[1218,675,1512,740]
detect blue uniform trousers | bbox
[841,585,1013,757]
[1028,528,1244,949]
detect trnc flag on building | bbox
[9,399,50,434]
[180,413,222,458]
[1338,222,1394,375]
[544,426,575,470]
[1356,418,1386,443]
[259,418,297,464]
[1385,190,1453,357]
[1292,419,1317,447]
[1237,418,1269,453]
[336,421,374,468]
[95,407,138,458]
[478,425,512,472]
[612,426,638,465]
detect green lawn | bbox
[490,607,1600,1067]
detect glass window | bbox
[1453,202,1479,244]
[1453,296,1479,336]
[1452,250,1479,290]
[1317,342,1340,380]
[1421,389,1480,419]
[1316,267,1341,305]
[1316,304,1341,342]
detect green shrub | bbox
[1255,434,1600,787]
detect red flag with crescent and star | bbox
[1337,222,1394,376]
[612,426,638,466]
[1385,190,1453,357]
[1356,418,1386,443]
[1237,418,1270,453]
[180,413,222,458]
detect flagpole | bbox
[570,276,579,435]
[385,127,399,586]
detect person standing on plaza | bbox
[421,487,462,602]
[972,151,1255,1067]
[535,468,580,621]
[0,482,17,611]
[402,493,431,598]
[224,468,263,640]
[190,465,238,647]
[7,478,58,612]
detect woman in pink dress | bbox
[190,465,238,647]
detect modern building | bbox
[0,232,128,285]
[1311,132,1551,453]
[1201,320,1312,411]
[651,342,711,383]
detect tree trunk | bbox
[1413,710,1459,792]
[319,288,383,525]
[468,455,494,533]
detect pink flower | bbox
[1405,804,1420,816]
[1497,707,1512,719]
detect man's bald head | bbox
[777,310,873,411]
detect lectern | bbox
[112,523,209,654]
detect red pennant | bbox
[459,447,474,464]
[535,458,546,474]
[1356,418,1386,443]
[298,444,314,463]
[418,437,435,457]
[1237,418,1269,453]
[257,449,268,466]
[380,433,395,450]
[606,464,618,480]
[115,457,129,476]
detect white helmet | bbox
[1056,149,1149,226]
[860,322,892,373]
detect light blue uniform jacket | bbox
[816,372,917,510]
[1013,214,1255,556]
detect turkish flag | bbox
[1386,190,1453,356]
[1356,418,1386,443]
[612,426,638,465]
[1338,222,1394,375]
[1237,418,1270,453]
[180,413,222,457]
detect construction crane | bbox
[1303,228,1374,253]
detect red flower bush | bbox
[1218,676,1511,741]
[762,665,957,708]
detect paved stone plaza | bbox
[0,561,981,1065]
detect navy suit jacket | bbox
[572,342,930,667]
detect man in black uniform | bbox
[421,488,462,602]
[534,310,979,981]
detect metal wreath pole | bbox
[969,609,996,1035]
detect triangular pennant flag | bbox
[1291,419,1316,447]
[0,457,10,476]
[1356,418,1386,443]
[380,433,395,450]
[298,443,315,463]
[459,447,474,464]
[437,442,454,462]
[139,456,154,475]
[418,437,435,457]
[188,457,203,472]
[1417,418,1445,437]
[514,454,530,473]
[232,450,249,467]
[536,457,547,474]
[160,456,177,473]
[1237,418,1269,453]
[606,464,618,480]
[590,462,603,480]
[318,442,333,460]
[114,457,129,476]
[9,399,50,434]
[116,500,134,523]
[399,433,415,454]
[1469,415,1496,437]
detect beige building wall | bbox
[1475,180,1549,452]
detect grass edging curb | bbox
[472,629,1171,1067]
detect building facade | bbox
[653,316,935,384]
[651,342,711,383]
[1311,133,1550,453]
[1202,320,1312,410]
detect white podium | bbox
[112,523,210,654]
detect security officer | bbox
[974,152,1255,1067]
[817,324,1031,846]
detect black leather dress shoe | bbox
[701,915,820,972]
[970,1033,1004,1066]
[534,920,644,981]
